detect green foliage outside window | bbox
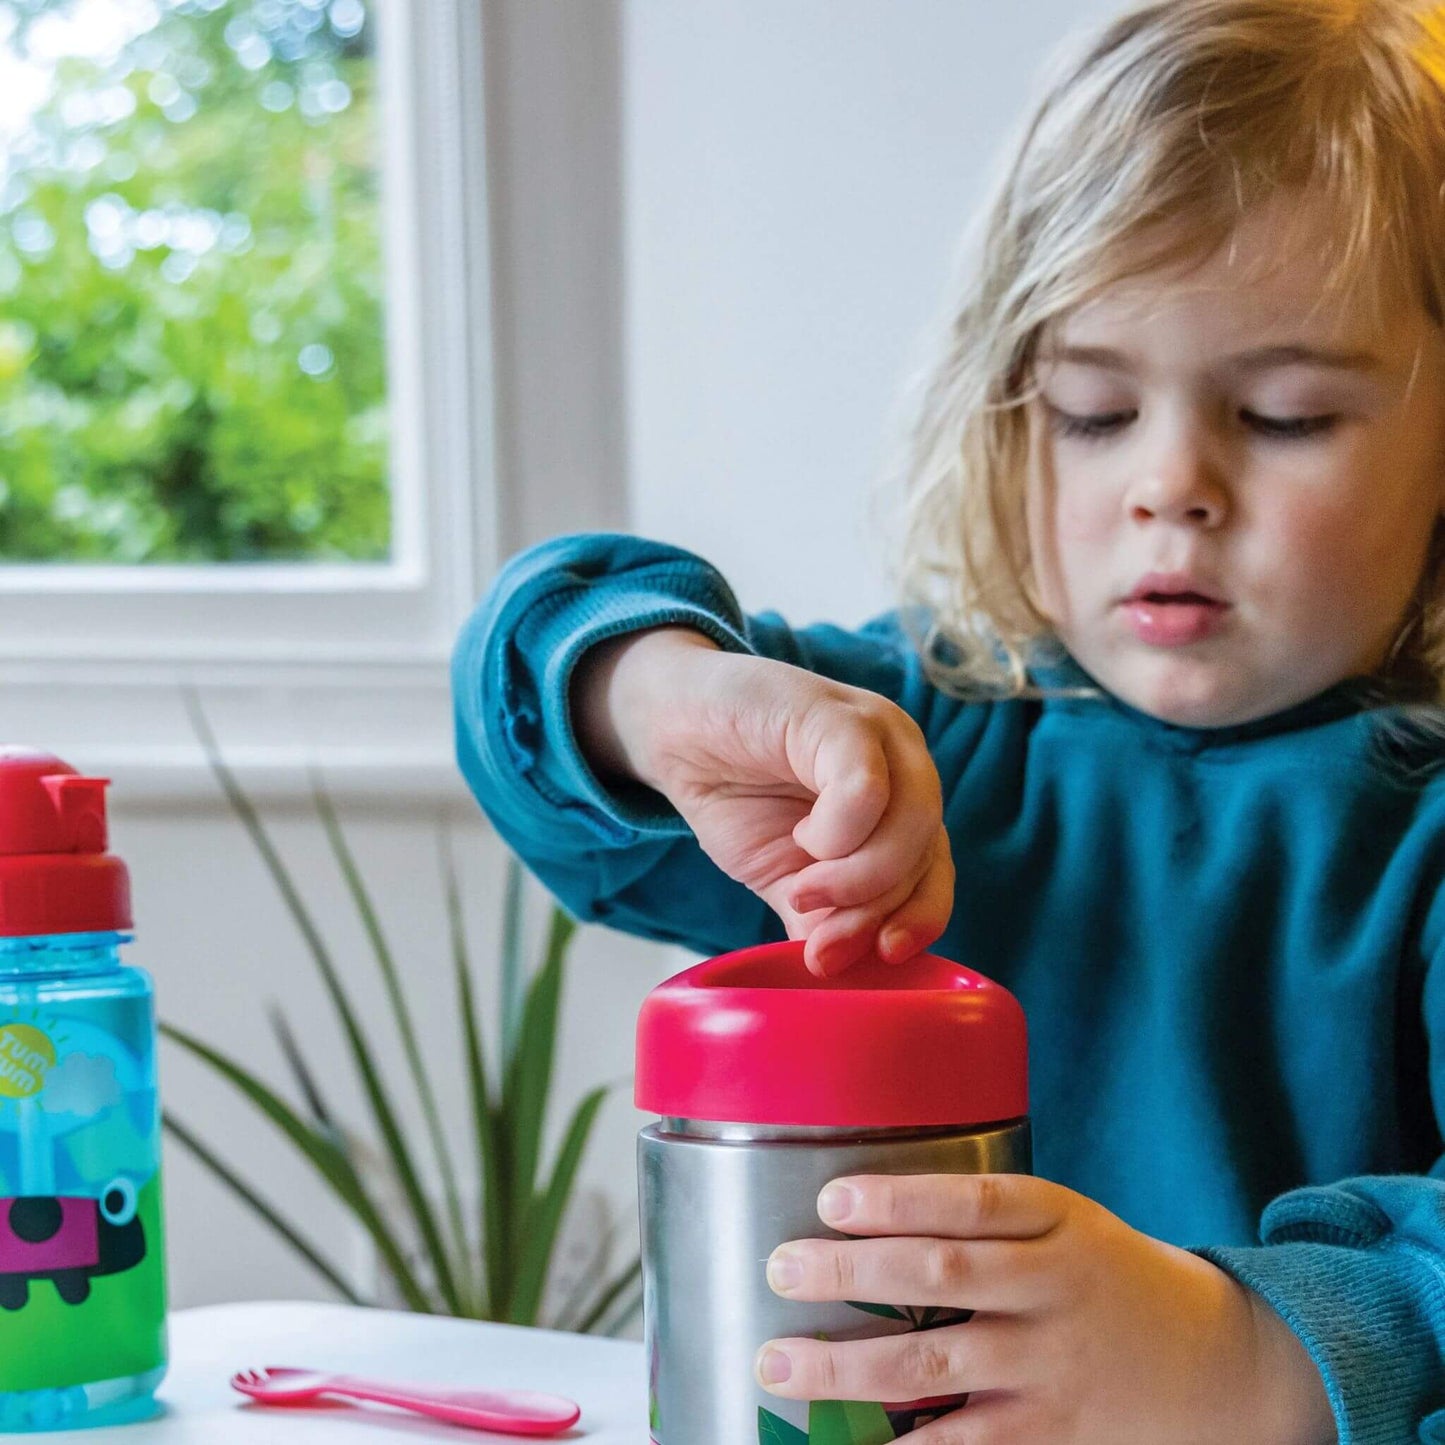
[0,0,391,564]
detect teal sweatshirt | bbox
[452,531,1445,1444]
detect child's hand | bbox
[756,1174,1336,1445]
[573,627,953,975]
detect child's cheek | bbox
[1030,497,1095,625]
[1054,483,1116,560]
[1053,489,1114,546]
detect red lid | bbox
[0,748,132,937]
[635,940,1027,1128]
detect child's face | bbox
[1027,197,1445,727]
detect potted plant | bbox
[162,700,640,1332]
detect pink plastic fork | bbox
[230,1366,582,1435]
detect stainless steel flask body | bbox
[639,1116,1032,1444]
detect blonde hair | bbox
[891,0,1445,701]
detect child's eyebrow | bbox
[1042,342,1388,374]
[1229,343,1388,374]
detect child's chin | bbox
[1110,659,1259,729]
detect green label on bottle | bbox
[0,1004,166,1393]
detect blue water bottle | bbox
[0,748,166,1431]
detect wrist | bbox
[571,625,720,789]
[1241,1282,1336,1445]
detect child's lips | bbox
[1120,593,1230,645]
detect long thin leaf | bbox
[312,774,470,1307]
[267,1003,340,1138]
[486,1101,515,1314]
[553,1213,622,1332]
[184,692,463,1315]
[499,856,526,1075]
[161,1021,432,1312]
[508,1083,608,1324]
[502,906,576,1236]
[441,820,500,1318]
[601,1288,644,1337]
[600,1283,645,1338]
[164,1111,363,1304]
[576,1255,643,1335]
[489,858,528,1312]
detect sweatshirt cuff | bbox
[500,580,752,840]
[1194,1220,1445,1443]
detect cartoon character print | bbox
[0,1177,145,1310]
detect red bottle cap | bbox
[0,747,132,937]
[635,940,1027,1128]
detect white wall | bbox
[27,0,1140,1321]
[624,0,1125,623]
[134,795,671,1315]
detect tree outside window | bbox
[0,0,390,565]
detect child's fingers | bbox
[815,1172,1064,1241]
[789,724,891,862]
[800,829,951,974]
[801,834,947,974]
[754,1317,1028,1407]
[765,1234,1044,1312]
[789,736,941,911]
[877,825,955,960]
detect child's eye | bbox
[1045,406,1136,440]
[1241,410,1339,440]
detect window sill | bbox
[2,656,470,809]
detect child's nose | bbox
[1123,455,1229,528]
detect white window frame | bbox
[0,0,497,803]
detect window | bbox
[0,0,496,798]
[1,0,392,566]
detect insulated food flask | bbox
[636,940,1030,1444]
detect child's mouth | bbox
[1121,592,1229,646]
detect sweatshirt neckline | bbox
[1028,651,1382,747]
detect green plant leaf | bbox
[160,1020,432,1312]
[441,821,499,1319]
[488,855,528,1312]
[311,774,470,1309]
[499,855,525,1075]
[184,692,463,1315]
[574,1254,643,1336]
[598,1279,644,1338]
[164,1110,362,1305]
[502,904,576,1241]
[176,702,621,1335]
[508,1082,607,1324]
[552,1212,622,1331]
[266,1003,341,1140]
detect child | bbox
[453,1,1445,1439]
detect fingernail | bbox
[757,1347,793,1385]
[767,1249,804,1292]
[816,938,858,974]
[879,926,910,960]
[792,890,824,913]
[818,1182,858,1225]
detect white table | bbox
[44,1302,648,1442]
